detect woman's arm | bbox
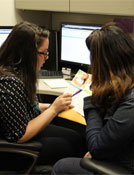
[84,97,134,160]
[18,93,73,143]
[1,78,73,143]
[38,102,51,111]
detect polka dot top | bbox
[0,76,40,142]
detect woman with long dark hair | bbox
[52,22,134,174]
[0,21,85,166]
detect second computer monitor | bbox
[60,23,101,72]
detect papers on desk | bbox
[43,79,69,89]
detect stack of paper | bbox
[43,79,69,89]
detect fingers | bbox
[59,93,72,105]
[51,92,76,114]
[59,95,72,107]
[62,93,72,98]
[52,93,73,113]
[68,104,74,109]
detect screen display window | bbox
[0,28,12,47]
[61,24,101,66]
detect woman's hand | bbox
[50,93,73,115]
[18,93,73,143]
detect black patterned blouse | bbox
[0,76,40,142]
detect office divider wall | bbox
[41,30,59,71]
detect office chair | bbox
[80,157,130,175]
[0,138,52,174]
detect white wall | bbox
[0,0,118,29]
[0,0,133,31]
[0,0,18,26]
[0,0,51,27]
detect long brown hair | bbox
[86,22,134,110]
[0,21,49,104]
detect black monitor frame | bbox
[59,22,101,74]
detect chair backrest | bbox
[80,157,130,175]
[0,138,42,174]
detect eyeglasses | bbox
[37,51,49,57]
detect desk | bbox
[37,79,86,125]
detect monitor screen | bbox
[60,23,101,73]
[0,27,12,47]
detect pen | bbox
[72,89,82,97]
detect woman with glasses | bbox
[0,21,86,166]
[52,22,134,174]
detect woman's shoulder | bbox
[0,75,25,90]
[0,75,23,83]
[121,89,134,102]
[117,89,134,111]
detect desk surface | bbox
[37,78,86,126]
[58,109,86,125]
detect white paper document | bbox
[64,69,92,116]
[43,79,69,89]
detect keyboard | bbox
[39,70,63,79]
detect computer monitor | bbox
[0,27,12,47]
[59,23,101,73]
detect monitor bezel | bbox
[59,22,101,74]
[0,26,13,29]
